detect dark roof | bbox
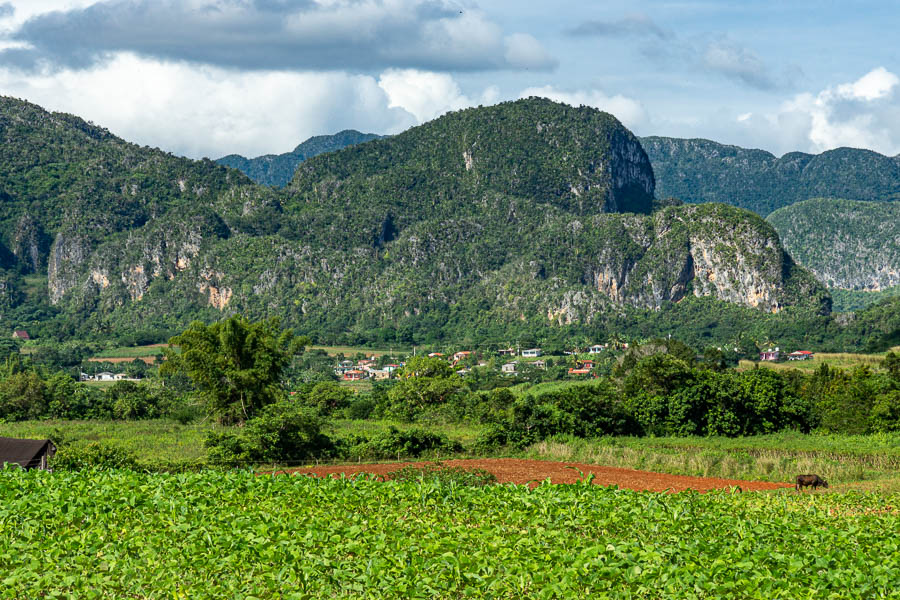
[0,437,55,469]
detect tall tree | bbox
[162,315,308,425]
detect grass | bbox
[309,345,410,357]
[739,351,888,373]
[93,344,168,358]
[329,418,484,446]
[0,419,211,464]
[522,431,900,487]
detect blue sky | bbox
[0,0,897,159]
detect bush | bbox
[205,401,335,466]
[52,443,140,471]
[341,427,464,461]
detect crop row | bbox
[1,469,899,598]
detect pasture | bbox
[739,351,889,373]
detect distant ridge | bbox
[216,130,382,187]
[641,136,900,216]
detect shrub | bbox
[341,427,464,461]
[52,443,140,471]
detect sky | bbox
[0,0,898,160]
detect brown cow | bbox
[795,474,828,491]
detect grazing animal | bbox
[795,474,828,491]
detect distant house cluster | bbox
[759,348,815,362]
[334,358,402,381]
[79,372,142,382]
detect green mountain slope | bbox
[216,130,381,187]
[0,96,837,349]
[641,136,900,216]
[767,198,900,291]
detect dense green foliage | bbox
[4,469,900,598]
[162,315,307,424]
[643,136,900,216]
[768,198,900,292]
[216,129,382,187]
[3,95,899,352]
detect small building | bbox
[384,364,401,373]
[452,351,473,363]
[759,350,780,361]
[372,370,391,380]
[427,352,444,358]
[501,362,518,374]
[343,370,366,381]
[0,437,56,470]
[95,372,116,381]
[521,348,542,358]
[568,368,592,376]
[588,344,605,354]
[533,360,546,369]
[11,330,30,340]
[498,348,516,356]
[788,351,814,361]
[576,359,595,369]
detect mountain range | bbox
[2,95,898,351]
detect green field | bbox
[93,344,168,359]
[524,432,900,489]
[309,345,410,357]
[3,468,899,598]
[739,351,889,373]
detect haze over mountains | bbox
[2,95,899,351]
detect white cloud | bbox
[517,85,648,130]
[0,54,419,158]
[747,67,900,155]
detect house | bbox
[372,370,391,380]
[0,437,56,470]
[95,372,116,381]
[384,364,401,373]
[788,351,814,361]
[343,370,366,381]
[427,352,444,358]
[568,368,592,376]
[452,351,473,363]
[576,359,595,369]
[501,362,518,374]
[11,330,29,340]
[533,360,546,369]
[759,349,780,361]
[521,348,542,358]
[498,348,516,356]
[588,344,605,354]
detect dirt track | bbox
[289,458,792,493]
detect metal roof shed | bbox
[0,437,56,470]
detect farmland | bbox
[739,351,891,373]
[3,468,899,598]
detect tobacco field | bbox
[2,469,899,598]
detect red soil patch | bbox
[287,458,792,493]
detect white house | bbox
[501,362,518,374]
[521,348,542,358]
[588,345,605,354]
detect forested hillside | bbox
[1,95,885,352]
[216,130,381,187]
[642,137,900,216]
[767,198,900,291]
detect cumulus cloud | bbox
[2,0,556,73]
[0,3,13,18]
[701,38,775,90]
[568,14,669,40]
[0,54,421,158]
[730,67,900,156]
[517,85,648,130]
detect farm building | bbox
[759,350,780,361]
[0,437,56,470]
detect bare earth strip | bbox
[289,458,792,493]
